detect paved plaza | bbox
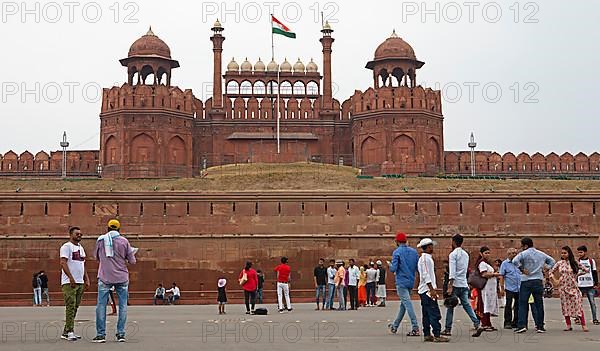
[1,299,599,350]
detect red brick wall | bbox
[1,192,599,302]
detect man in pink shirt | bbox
[93,219,136,343]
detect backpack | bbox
[253,307,268,315]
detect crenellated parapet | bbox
[101,84,196,115]
[444,151,600,174]
[0,150,99,175]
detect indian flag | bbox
[272,15,296,38]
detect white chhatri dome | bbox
[293,58,305,73]
[280,58,292,72]
[240,57,252,72]
[227,57,239,71]
[267,58,279,72]
[306,58,318,73]
[254,58,266,72]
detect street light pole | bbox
[60,131,69,178]
[468,132,477,177]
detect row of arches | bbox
[128,65,172,86]
[226,80,320,96]
[375,67,416,88]
[222,96,342,120]
[359,135,441,169]
[104,134,187,166]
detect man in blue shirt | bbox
[499,248,521,329]
[512,237,555,333]
[388,232,420,336]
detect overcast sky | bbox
[1,0,598,155]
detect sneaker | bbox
[116,334,126,342]
[433,336,450,343]
[423,336,434,342]
[246,311,251,314]
[378,303,386,307]
[515,327,528,334]
[279,309,284,313]
[387,323,397,334]
[472,327,484,337]
[287,308,293,312]
[504,325,513,330]
[440,330,452,337]
[593,320,600,325]
[536,328,546,334]
[65,332,78,341]
[92,336,106,343]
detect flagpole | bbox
[270,14,280,155]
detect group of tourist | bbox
[51,217,598,344]
[388,232,599,343]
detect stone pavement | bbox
[1,299,599,350]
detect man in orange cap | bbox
[388,232,420,336]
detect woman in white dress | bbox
[475,246,502,331]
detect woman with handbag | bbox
[549,246,589,332]
[474,247,502,331]
[239,261,259,314]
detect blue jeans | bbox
[315,285,326,306]
[257,288,263,304]
[392,287,419,331]
[517,280,544,329]
[581,287,598,321]
[96,280,129,337]
[33,288,42,305]
[444,286,481,331]
[327,283,336,309]
[366,282,376,305]
[420,293,442,337]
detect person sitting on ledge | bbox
[166,283,180,305]
[154,284,166,305]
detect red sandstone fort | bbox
[2,22,599,178]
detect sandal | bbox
[407,330,421,337]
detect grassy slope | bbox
[1,163,599,192]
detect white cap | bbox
[217,278,227,288]
[376,260,382,265]
[417,238,436,248]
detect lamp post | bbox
[60,131,69,178]
[468,132,477,177]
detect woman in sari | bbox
[549,246,589,332]
[358,265,367,307]
[475,246,501,331]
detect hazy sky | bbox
[1,0,599,154]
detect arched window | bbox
[280,81,292,95]
[293,81,305,96]
[240,81,252,95]
[307,81,319,95]
[226,81,239,95]
[254,81,266,95]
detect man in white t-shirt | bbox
[166,283,181,305]
[60,227,90,341]
[417,238,449,343]
[577,245,599,325]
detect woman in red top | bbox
[239,261,259,314]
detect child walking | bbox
[217,278,227,314]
